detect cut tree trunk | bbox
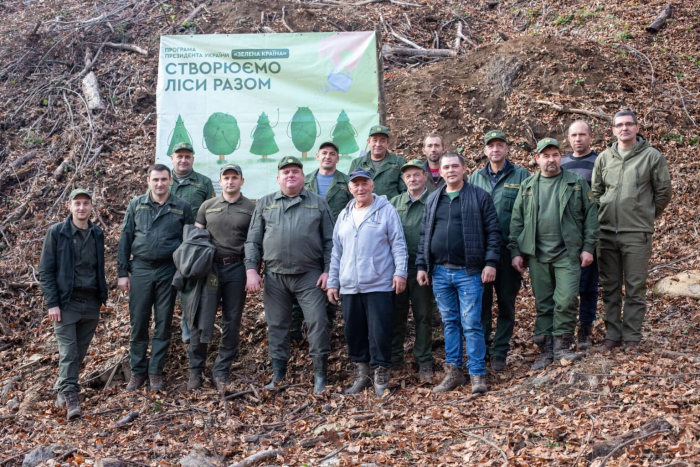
[382,45,457,57]
[95,458,124,467]
[646,3,673,34]
[82,72,106,110]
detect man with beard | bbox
[423,134,446,190]
[349,125,406,199]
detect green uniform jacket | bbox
[117,193,194,277]
[508,168,599,260]
[389,189,429,269]
[304,169,353,222]
[349,152,407,199]
[468,159,530,245]
[171,170,216,217]
[591,135,672,234]
[244,188,335,274]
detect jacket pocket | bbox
[357,257,382,286]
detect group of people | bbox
[39,109,672,419]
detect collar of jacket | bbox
[609,135,649,160]
[140,192,178,207]
[478,158,514,179]
[357,152,400,175]
[274,187,309,200]
[400,188,429,205]
[172,169,205,186]
[214,193,246,205]
[60,215,96,238]
[305,169,346,194]
[341,193,388,218]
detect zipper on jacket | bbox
[447,196,453,263]
[614,157,625,234]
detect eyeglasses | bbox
[614,122,637,129]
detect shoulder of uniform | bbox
[199,196,217,209]
[335,170,350,182]
[191,170,213,183]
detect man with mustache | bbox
[349,125,406,199]
[423,134,446,190]
[509,138,599,370]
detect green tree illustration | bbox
[202,112,241,164]
[289,107,320,158]
[331,110,359,157]
[166,114,193,156]
[250,112,279,160]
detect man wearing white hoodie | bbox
[327,168,408,397]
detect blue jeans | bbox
[432,266,486,375]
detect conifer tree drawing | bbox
[202,112,241,164]
[250,112,279,160]
[166,114,193,155]
[330,110,359,157]
[289,107,320,159]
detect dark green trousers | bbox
[598,231,653,342]
[529,255,581,337]
[290,298,337,340]
[391,269,433,366]
[54,295,100,393]
[129,260,177,376]
[481,249,522,359]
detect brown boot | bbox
[470,374,487,394]
[553,335,582,364]
[344,362,371,395]
[213,374,230,393]
[593,339,621,353]
[187,373,203,392]
[432,364,466,393]
[577,322,593,350]
[531,335,554,370]
[126,374,147,391]
[418,364,434,382]
[624,340,640,354]
[149,373,164,391]
[64,391,82,420]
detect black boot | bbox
[265,358,287,389]
[577,322,593,350]
[313,355,328,394]
[554,334,582,364]
[344,362,371,395]
[64,391,82,420]
[531,335,554,370]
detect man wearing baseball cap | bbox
[245,156,335,393]
[468,130,530,373]
[508,138,599,370]
[349,125,407,199]
[185,164,255,392]
[39,189,108,419]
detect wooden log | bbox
[646,3,673,34]
[382,45,457,57]
[104,42,148,56]
[10,151,37,169]
[228,449,284,467]
[95,458,124,467]
[535,100,609,120]
[375,25,387,126]
[82,71,106,110]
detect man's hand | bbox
[512,256,527,274]
[118,277,130,292]
[246,269,263,293]
[393,276,407,294]
[317,272,329,291]
[417,270,430,286]
[48,307,61,322]
[580,251,594,268]
[481,266,497,283]
[327,288,340,305]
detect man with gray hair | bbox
[591,110,672,353]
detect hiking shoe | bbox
[264,359,287,390]
[418,364,434,382]
[344,362,371,395]
[64,391,82,420]
[577,322,593,350]
[187,373,203,392]
[432,363,466,393]
[593,339,621,353]
[554,335,582,364]
[126,374,147,391]
[313,356,328,394]
[531,335,554,370]
[490,356,506,373]
[56,392,66,408]
[374,367,390,397]
[624,340,640,354]
[470,374,487,394]
[149,373,164,391]
[213,374,230,393]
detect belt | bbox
[135,258,171,267]
[71,289,99,302]
[217,255,242,265]
[440,262,466,270]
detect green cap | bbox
[220,164,243,177]
[369,125,390,138]
[484,130,508,145]
[278,156,303,170]
[400,159,426,173]
[172,142,194,153]
[69,188,92,201]
[535,137,561,154]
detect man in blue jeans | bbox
[416,152,501,394]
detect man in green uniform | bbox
[349,125,406,199]
[509,138,599,370]
[187,164,255,392]
[469,130,530,373]
[169,142,216,343]
[592,110,672,352]
[245,157,335,394]
[40,189,108,420]
[118,164,194,391]
[389,159,434,380]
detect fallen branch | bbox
[9,151,37,170]
[659,350,700,363]
[646,3,673,34]
[281,6,294,33]
[182,4,207,26]
[590,418,672,461]
[616,43,655,86]
[228,448,284,467]
[649,253,700,272]
[284,400,311,420]
[390,29,424,50]
[676,76,697,127]
[460,430,509,467]
[382,45,456,57]
[598,429,670,466]
[114,410,141,428]
[535,100,609,120]
[104,42,148,56]
[318,445,347,463]
[454,22,462,50]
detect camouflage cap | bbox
[69,188,92,201]
[278,156,303,170]
[535,137,561,154]
[172,142,194,154]
[368,124,390,138]
[484,130,508,145]
[220,163,243,177]
[400,159,426,173]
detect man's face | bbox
[70,195,92,222]
[423,137,444,163]
[367,135,389,158]
[612,115,638,144]
[316,146,339,171]
[171,150,194,175]
[348,177,374,204]
[568,122,592,154]
[484,139,508,165]
[536,147,562,175]
[439,156,464,184]
[403,167,426,192]
[148,169,172,197]
[220,170,244,196]
[277,166,304,194]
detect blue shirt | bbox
[316,172,335,197]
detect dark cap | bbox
[278,156,303,170]
[400,159,426,173]
[484,130,508,145]
[69,188,92,201]
[172,142,194,153]
[368,125,390,138]
[220,163,243,177]
[318,141,339,153]
[349,168,373,181]
[536,137,561,154]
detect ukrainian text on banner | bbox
[156,32,380,197]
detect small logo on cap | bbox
[287,158,293,162]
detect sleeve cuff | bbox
[510,249,522,259]
[486,260,498,269]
